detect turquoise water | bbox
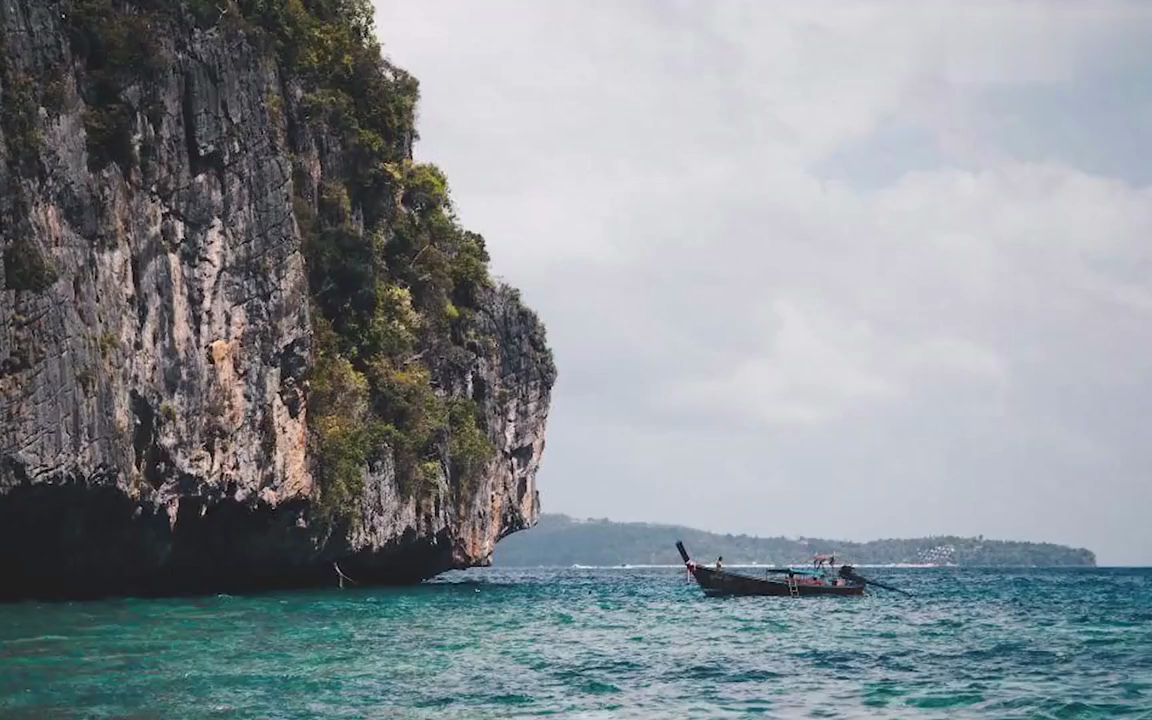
[1,567,1150,718]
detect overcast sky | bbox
[372,1,1152,565]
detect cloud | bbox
[672,300,902,426]
[373,1,1152,564]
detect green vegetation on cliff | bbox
[1,236,57,293]
[0,32,56,291]
[241,0,497,516]
[57,0,497,519]
[494,515,1098,567]
[0,34,43,176]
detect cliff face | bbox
[0,1,554,599]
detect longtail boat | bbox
[676,541,907,598]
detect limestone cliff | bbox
[0,0,554,599]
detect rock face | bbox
[0,1,554,599]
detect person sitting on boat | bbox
[715,556,724,570]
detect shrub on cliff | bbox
[65,0,167,171]
[0,57,43,176]
[447,399,494,492]
[308,343,390,522]
[2,237,58,293]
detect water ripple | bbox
[1,567,1150,718]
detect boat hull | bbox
[689,565,865,597]
[675,540,864,597]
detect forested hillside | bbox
[493,515,1097,567]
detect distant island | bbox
[494,514,1096,567]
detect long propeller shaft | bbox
[846,571,910,596]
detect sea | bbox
[1,567,1150,719]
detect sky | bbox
[371,1,1152,565]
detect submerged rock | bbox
[0,1,554,599]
